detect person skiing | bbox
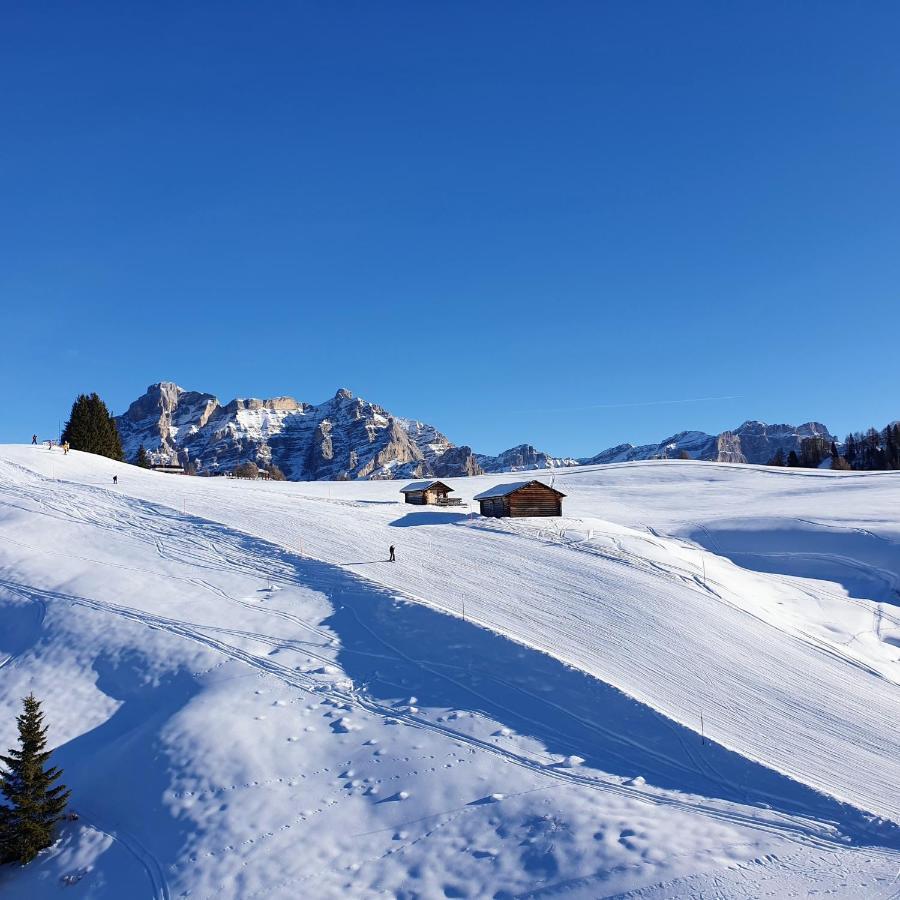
[31,434,37,445]
[389,544,395,563]
[63,441,70,455]
[47,440,53,450]
[112,475,118,485]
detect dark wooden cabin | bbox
[150,463,185,475]
[474,480,565,517]
[400,480,455,505]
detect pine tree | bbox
[768,448,785,467]
[0,695,70,865]
[61,393,124,461]
[845,433,857,468]
[787,450,800,467]
[135,445,151,468]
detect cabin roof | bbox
[473,479,566,500]
[399,480,454,494]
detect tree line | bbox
[767,422,900,471]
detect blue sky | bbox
[2,3,899,457]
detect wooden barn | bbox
[399,480,455,505]
[151,463,185,475]
[474,480,565,518]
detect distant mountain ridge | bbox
[584,420,835,466]
[114,382,836,480]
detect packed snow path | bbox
[1,446,898,897]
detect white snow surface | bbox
[0,445,898,898]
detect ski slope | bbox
[0,444,898,898]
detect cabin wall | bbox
[424,488,449,504]
[478,497,510,517]
[405,492,426,505]
[479,485,562,517]
[508,484,562,517]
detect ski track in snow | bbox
[0,447,898,898]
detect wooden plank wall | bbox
[508,484,561,517]
[478,484,561,517]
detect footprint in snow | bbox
[330,717,361,733]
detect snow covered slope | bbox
[1,446,898,898]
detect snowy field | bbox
[0,444,898,899]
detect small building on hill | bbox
[151,463,185,475]
[474,480,565,518]
[400,480,455,505]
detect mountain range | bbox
[114,382,835,480]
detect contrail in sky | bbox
[510,395,741,414]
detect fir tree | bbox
[61,393,124,461]
[135,445,151,468]
[787,450,800,467]
[768,448,785,467]
[0,695,71,865]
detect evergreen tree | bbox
[786,450,800,467]
[799,436,829,468]
[135,445,151,468]
[845,433,857,468]
[0,695,71,865]
[768,448,785,467]
[61,393,124,461]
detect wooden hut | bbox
[399,480,455,505]
[474,480,565,518]
[150,463,185,475]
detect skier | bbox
[31,434,37,445]
[112,475,118,485]
[63,441,70,455]
[47,440,52,450]
[389,544,395,563]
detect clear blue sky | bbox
[2,3,899,457]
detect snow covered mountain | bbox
[115,382,486,480]
[476,443,579,473]
[585,420,835,465]
[115,382,839,480]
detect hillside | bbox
[1,446,898,898]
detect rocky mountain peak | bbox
[113,381,851,481]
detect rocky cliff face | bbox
[115,382,840,480]
[476,444,578,473]
[583,420,834,465]
[115,383,488,480]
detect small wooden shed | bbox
[151,463,185,475]
[474,480,565,518]
[400,480,454,505]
